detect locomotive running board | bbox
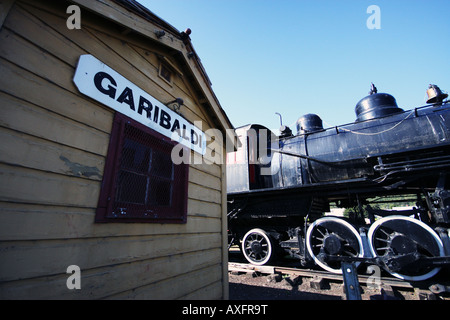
[228,177,372,196]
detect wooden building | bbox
[0,0,234,299]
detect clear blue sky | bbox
[139,0,449,132]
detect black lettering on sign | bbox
[171,119,181,135]
[153,105,159,123]
[159,110,171,129]
[90,69,203,150]
[116,87,135,111]
[138,96,152,119]
[191,129,198,145]
[94,72,116,98]
[182,124,189,140]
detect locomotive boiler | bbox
[227,84,450,281]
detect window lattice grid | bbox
[111,123,175,218]
[96,112,188,224]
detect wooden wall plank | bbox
[191,162,222,179]
[0,59,113,135]
[0,249,221,299]
[0,234,221,282]
[0,37,113,134]
[0,201,221,241]
[111,265,223,300]
[189,166,221,191]
[0,127,104,181]
[4,3,86,66]
[0,163,101,207]
[188,199,221,219]
[0,90,110,156]
[188,183,222,204]
[0,27,75,92]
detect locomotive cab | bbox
[226,124,276,193]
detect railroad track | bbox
[228,261,450,300]
[228,246,449,299]
[228,262,414,290]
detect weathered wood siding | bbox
[0,0,228,299]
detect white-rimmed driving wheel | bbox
[368,216,444,281]
[241,228,274,266]
[306,217,364,273]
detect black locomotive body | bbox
[227,85,450,281]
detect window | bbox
[96,113,189,223]
[158,62,173,85]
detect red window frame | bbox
[96,112,189,223]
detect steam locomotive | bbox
[227,84,450,281]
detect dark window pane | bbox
[149,177,172,206]
[121,138,151,172]
[151,150,173,179]
[115,171,147,204]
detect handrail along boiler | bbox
[226,84,450,281]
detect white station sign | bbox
[73,54,206,155]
